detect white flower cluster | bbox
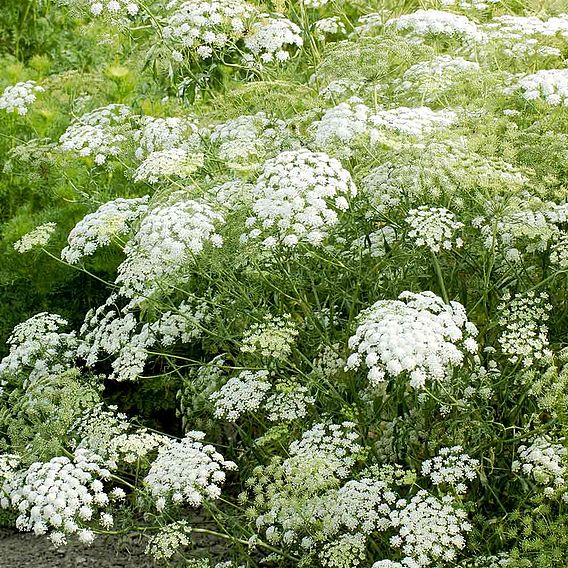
[206,179,255,210]
[116,197,224,298]
[386,9,484,43]
[314,17,347,41]
[406,206,464,253]
[133,116,200,160]
[288,422,361,480]
[369,106,458,136]
[0,80,44,115]
[396,56,480,102]
[550,233,568,270]
[145,521,192,561]
[163,0,257,60]
[242,149,357,248]
[263,384,314,422]
[59,104,132,165]
[144,431,237,511]
[240,314,299,360]
[86,0,139,17]
[210,370,272,421]
[133,148,204,183]
[0,455,21,484]
[210,112,291,170]
[319,79,364,102]
[309,98,372,158]
[61,197,149,264]
[320,533,367,568]
[0,313,78,383]
[14,222,57,253]
[512,69,568,106]
[107,430,169,465]
[244,16,303,65]
[497,291,552,368]
[512,436,567,497]
[389,490,472,565]
[346,291,478,389]
[0,449,113,546]
[421,446,479,494]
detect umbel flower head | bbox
[346,291,478,389]
[0,80,44,115]
[241,149,357,248]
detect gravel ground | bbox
[0,529,158,568]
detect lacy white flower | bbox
[133,148,204,183]
[346,291,478,389]
[61,197,149,263]
[1,449,113,546]
[263,384,314,422]
[314,17,347,41]
[241,149,357,248]
[0,313,78,384]
[210,370,272,421]
[14,222,57,253]
[240,314,299,360]
[163,0,257,60]
[0,80,44,115]
[84,0,139,17]
[244,16,303,65]
[116,197,224,298]
[0,455,21,485]
[389,490,472,565]
[406,206,464,253]
[386,9,484,42]
[497,291,552,367]
[550,233,568,269]
[421,446,479,494]
[107,430,169,464]
[59,104,132,165]
[369,106,457,136]
[511,69,568,106]
[144,431,237,511]
[512,436,566,497]
[133,116,200,160]
[320,533,367,568]
[145,521,192,561]
[309,98,372,158]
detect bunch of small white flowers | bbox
[84,0,139,17]
[320,533,367,568]
[59,104,132,165]
[14,222,57,253]
[421,446,479,494]
[133,148,204,183]
[1,449,114,546]
[309,98,372,158]
[263,384,314,422]
[406,206,464,253]
[0,313,79,383]
[163,0,257,60]
[550,233,568,269]
[456,552,515,568]
[107,430,170,465]
[210,112,291,170]
[0,80,44,115]
[206,179,255,210]
[510,69,568,106]
[318,79,364,102]
[243,15,303,65]
[346,291,478,389]
[116,197,224,298]
[144,431,237,511]
[210,370,272,421]
[497,291,552,367]
[133,116,200,160]
[385,9,485,43]
[388,490,472,565]
[396,56,480,102]
[512,436,567,497]
[240,314,299,360]
[314,17,347,42]
[241,149,357,248]
[0,455,21,485]
[288,422,361,480]
[311,344,345,380]
[369,106,458,136]
[145,521,193,561]
[61,196,149,264]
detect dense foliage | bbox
[1,1,568,567]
